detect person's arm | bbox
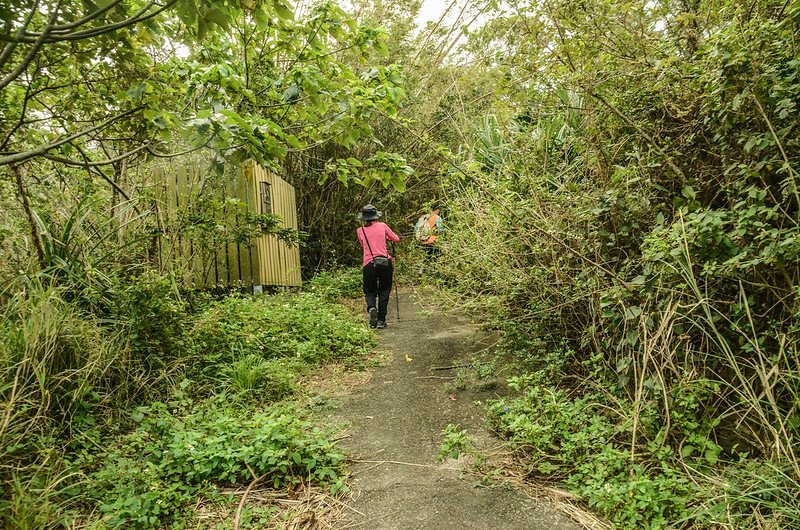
[385,224,400,243]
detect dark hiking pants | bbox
[363,261,393,321]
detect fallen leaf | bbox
[405,354,413,362]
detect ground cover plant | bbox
[303,266,364,301]
[485,360,800,529]
[189,292,373,393]
[0,273,372,527]
[81,398,347,527]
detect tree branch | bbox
[71,143,137,207]
[0,0,176,44]
[0,106,144,167]
[146,141,211,158]
[0,0,39,72]
[48,0,125,33]
[0,1,61,91]
[0,61,37,151]
[12,165,46,269]
[41,143,149,168]
[588,89,686,184]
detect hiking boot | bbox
[376,320,387,329]
[368,307,378,328]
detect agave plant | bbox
[473,114,510,172]
[21,198,149,314]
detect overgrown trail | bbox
[329,292,580,529]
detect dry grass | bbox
[475,447,611,530]
[503,470,611,530]
[302,361,375,398]
[193,484,351,529]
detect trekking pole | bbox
[392,242,400,320]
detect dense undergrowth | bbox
[0,271,372,528]
[422,1,800,528]
[485,359,800,528]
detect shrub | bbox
[0,467,83,530]
[487,369,800,529]
[115,272,188,364]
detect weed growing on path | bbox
[438,424,475,461]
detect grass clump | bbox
[303,267,363,301]
[0,286,121,467]
[225,356,300,399]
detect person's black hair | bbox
[431,202,440,211]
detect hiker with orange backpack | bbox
[414,203,442,257]
[357,204,400,329]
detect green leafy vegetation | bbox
[304,267,364,301]
[488,380,699,529]
[3,0,800,526]
[438,424,474,461]
[188,293,373,388]
[487,369,800,529]
[84,398,346,527]
[0,274,371,526]
[417,1,800,527]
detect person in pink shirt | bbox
[357,204,400,329]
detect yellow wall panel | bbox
[157,159,301,289]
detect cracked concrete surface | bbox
[328,293,581,530]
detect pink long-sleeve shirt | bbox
[357,222,400,267]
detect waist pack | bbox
[371,255,390,269]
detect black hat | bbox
[357,204,382,221]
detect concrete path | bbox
[329,293,581,530]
